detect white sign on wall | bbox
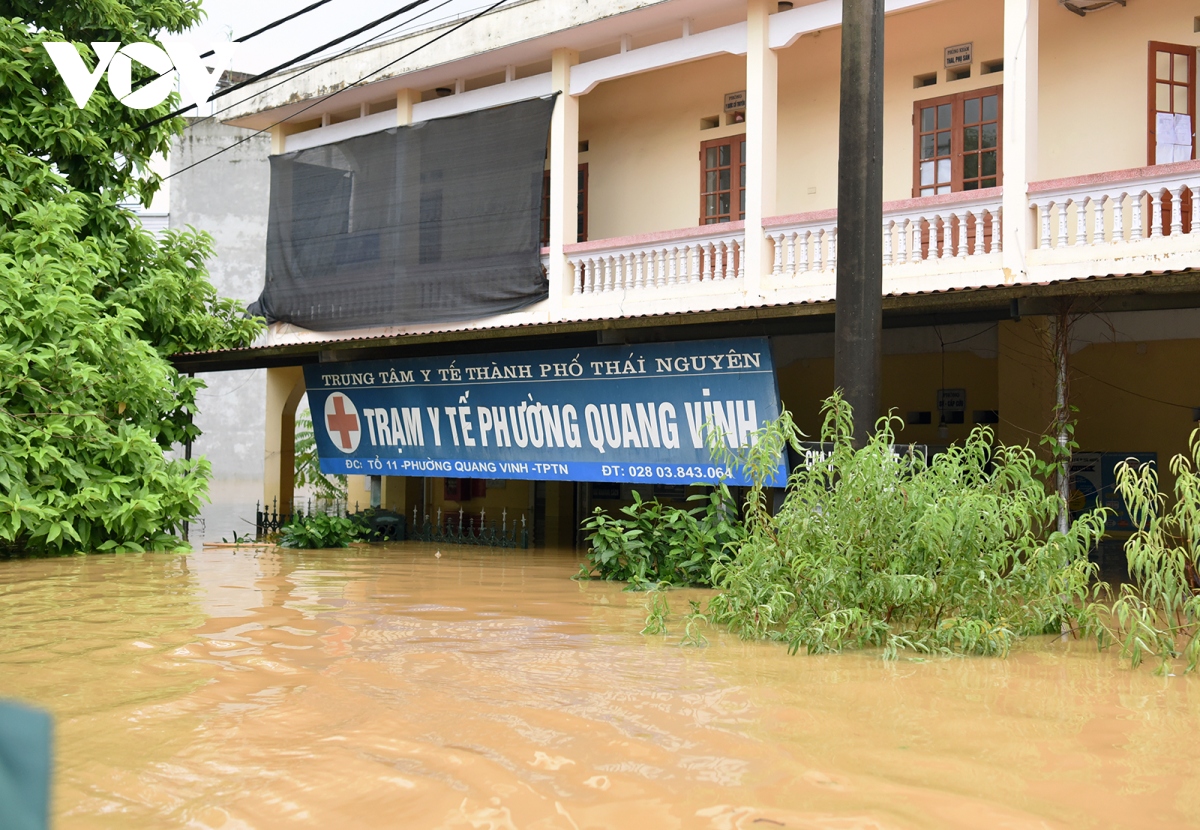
[944,43,973,69]
[937,388,966,413]
[724,90,746,113]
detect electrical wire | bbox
[939,322,998,347]
[163,0,512,182]
[133,0,337,92]
[145,0,442,128]
[214,0,338,54]
[177,0,457,135]
[1072,365,1195,412]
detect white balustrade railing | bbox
[765,210,838,278]
[1030,163,1199,250]
[566,225,745,296]
[766,190,1002,280]
[884,195,1002,265]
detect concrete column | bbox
[834,0,885,443]
[269,123,311,155]
[396,88,421,126]
[263,366,306,515]
[743,0,779,297]
[1001,0,1038,282]
[549,49,580,319]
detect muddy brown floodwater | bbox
[2,545,1199,829]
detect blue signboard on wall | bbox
[303,337,785,487]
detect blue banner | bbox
[303,337,785,487]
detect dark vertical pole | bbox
[834,0,885,445]
[183,371,194,543]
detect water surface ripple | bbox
[1,545,1198,828]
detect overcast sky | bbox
[184,0,493,75]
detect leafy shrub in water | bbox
[706,394,1106,659]
[1089,432,1200,674]
[279,513,364,549]
[579,487,745,588]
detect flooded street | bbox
[2,546,1199,829]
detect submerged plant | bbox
[279,513,364,549]
[642,587,670,635]
[706,393,1107,659]
[1089,434,1200,674]
[578,486,744,588]
[681,599,709,648]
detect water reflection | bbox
[1,545,1198,828]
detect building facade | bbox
[175,0,1200,548]
[169,119,272,540]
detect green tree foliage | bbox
[706,394,1107,659]
[294,409,347,504]
[0,2,262,553]
[1090,434,1200,674]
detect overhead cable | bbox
[133,0,337,92]
[179,0,456,135]
[145,0,441,128]
[214,0,339,55]
[162,0,511,181]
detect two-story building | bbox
[173,0,1200,548]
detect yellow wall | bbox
[1071,338,1200,499]
[774,317,1200,512]
[581,53,746,237]
[996,318,1056,449]
[578,0,1197,239]
[581,0,1010,234]
[776,0,1006,213]
[998,317,1200,498]
[1038,0,1200,179]
[427,477,534,535]
[775,346,1000,445]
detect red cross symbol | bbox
[325,393,360,451]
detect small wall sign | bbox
[724,90,746,113]
[944,43,973,69]
[937,388,967,412]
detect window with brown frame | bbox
[1149,41,1197,164]
[1149,42,1196,234]
[539,165,589,247]
[912,86,1002,197]
[700,135,746,224]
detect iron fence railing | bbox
[255,497,350,538]
[253,499,529,549]
[407,506,528,549]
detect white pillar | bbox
[1002,0,1038,282]
[549,49,580,318]
[744,0,778,297]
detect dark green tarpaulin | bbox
[251,96,556,331]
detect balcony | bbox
[1027,159,1200,282]
[537,163,1199,327]
[553,188,1006,321]
[261,163,1200,348]
[563,223,748,319]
